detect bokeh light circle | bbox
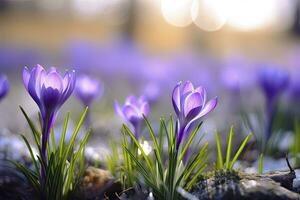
[161,0,194,27]
[191,0,228,32]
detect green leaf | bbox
[63,107,88,161]
[124,147,164,199]
[179,122,202,163]
[185,163,207,190]
[169,115,174,149]
[259,153,263,175]
[123,125,155,178]
[183,143,208,182]
[143,115,164,181]
[11,161,40,194]
[59,112,69,158]
[225,126,234,170]
[21,135,40,176]
[229,133,252,170]
[19,106,41,147]
[216,130,223,170]
[50,128,56,152]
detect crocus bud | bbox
[172,81,217,149]
[0,75,9,101]
[114,95,150,138]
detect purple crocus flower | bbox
[22,64,76,169]
[75,75,103,106]
[0,75,9,101]
[114,95,150,138]
[257,67,289,140]
[258,67,289,101]
[172,81,218,149]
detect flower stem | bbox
[41,113,54,188]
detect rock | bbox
[0,160,35,200]
[191,170,300,200]
[265,170,295,190]
[81,167,115,199]
[119,185,150,200]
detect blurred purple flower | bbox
[75,75,103,106]
[0,75,9,101]
[288,67,300,101]
[220,56,254,93]
[258,67,289,101]
[257,67,289,140]
[23,64,76,170]
[172,81,218,149]
[142,82,161,104]
[114,95,150,138]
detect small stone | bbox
[81,167,114,199]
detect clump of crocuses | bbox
[172,81,218,148]
[257,67,289,141]
[114,80,218,199]
[75,74,103,107]
[114,95,150,138]
[0,74,9,101]
[17,64,90,199]
[23,64,75,171]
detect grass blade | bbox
[59,112,69,158]
[143,115,164,180]
[259,153,263,175]
[225,126,233,170]
[216,130,223,170]
[229,133,252,170]
[179,122,202,163]
[123,125,154,177]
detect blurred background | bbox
[0,0,300,169]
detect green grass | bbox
[119,115,208,200]
[13,107,90,200]
[215,127,252,171]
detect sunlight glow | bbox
[191,0,227,31]
[161,0,194,27]
[225,0,276,31]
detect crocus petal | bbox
[123,105,140,125]
[62,71,71,91]
[125,95,138,105]
[172,82,181,116]
[60,70,76,104]
[114,101,125,119]
[183,96,218,142]
[182,81,194,95]
[22,67,30,90]
[197,96,218,118]
[140,102,150,117]
[195,86,206,105]
[41,85,61,113]
[43,71,63,92]
[27,65,45,105]
[183,92,203,118]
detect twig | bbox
[286,153,294,173]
